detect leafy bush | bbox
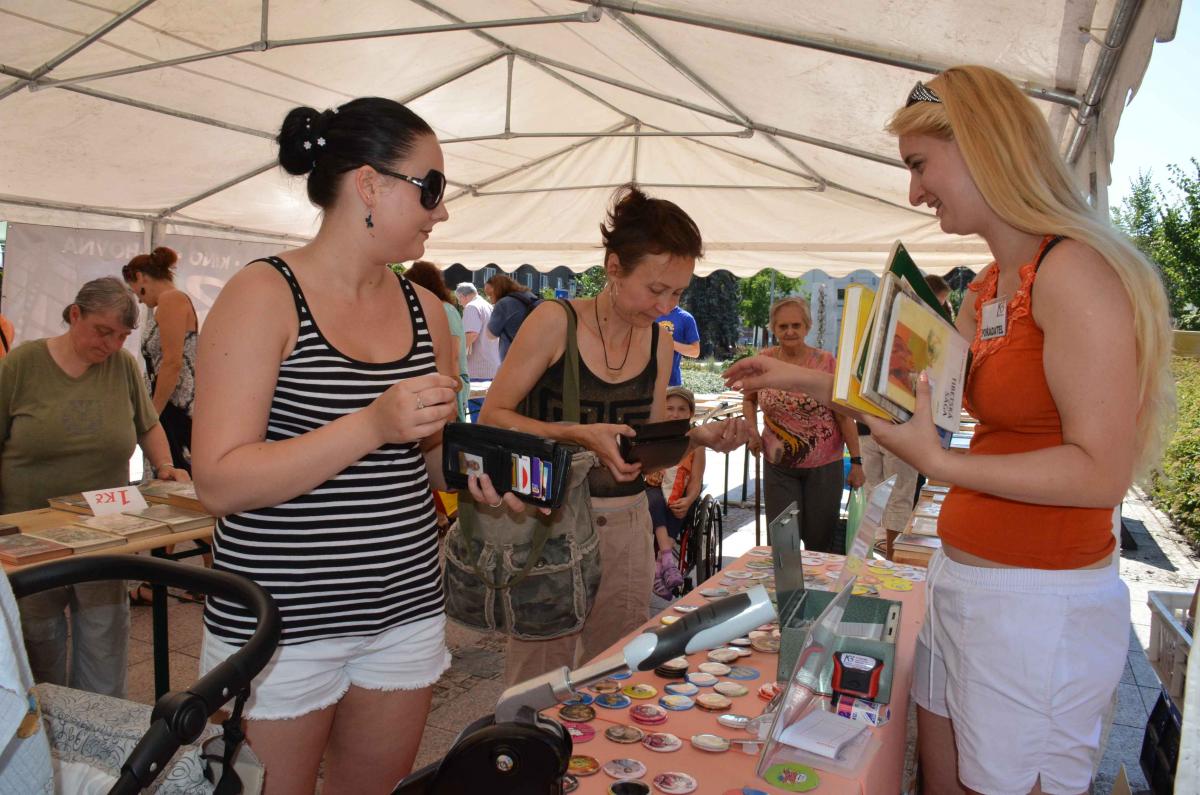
[1151,355,1200,547]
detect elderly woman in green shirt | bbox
[0,277,187,697]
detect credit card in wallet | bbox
[442,423,573,509]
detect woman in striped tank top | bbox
[191,99,466,794]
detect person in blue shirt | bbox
[656,305,700,386]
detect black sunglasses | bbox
[375,167,446,210]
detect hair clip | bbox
[905,81,942,107]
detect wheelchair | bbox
[676,493,724,590]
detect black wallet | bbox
[442,423,572,509]
[618,419,692,470]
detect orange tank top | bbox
[937,236,1115,569]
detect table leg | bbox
[150,546,170,700]
[722,450,730,515]
[754,453,762,546]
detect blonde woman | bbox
[726,65,1173,795]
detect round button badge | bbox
[602,757,647,779]
[604,724,645,744]
[653,771,698,794]
[641,731,683,752]
[763,763,820,792]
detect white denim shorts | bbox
[912,550,1128,795]
[200,614,451,720]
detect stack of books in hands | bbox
[833,242,969,440]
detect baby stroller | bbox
[6,555,281,794]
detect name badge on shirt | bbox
[979,298,1008,340]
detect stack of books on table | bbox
[891,483,952,567]
[139,479,204,513]
[46,493,92,515]
[121,503,211,532]
[22,525,127,554]
[0,533,73,566]
[832,242,968,442]
[71,513,172,541]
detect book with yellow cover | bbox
[831,283,891,421]
[873,288,969,432]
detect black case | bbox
[618,419,691,470]
[442,423,572,509]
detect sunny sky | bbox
[1109,0,1200,208]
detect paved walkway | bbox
[126,461,1196,794]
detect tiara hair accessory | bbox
[905,81,942,107]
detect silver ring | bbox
[488,499,504,508]
[416,395,425,410]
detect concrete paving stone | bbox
[1137,685,1164,715]
[127,637,154,667]
[444,620,491,650]
[1094,724,1150,793]
[413,725,460,772]
[1119,659,1136,685]
[1113,682,1150,728]
[1128,646,1163,689]
[448,646,504,679]
[126,650,202,707]
[425,677,506,733]
[167,601,206,652]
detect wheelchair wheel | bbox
[692,496,723,582]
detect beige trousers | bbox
[861,434,920,534]
[504,493,654,686]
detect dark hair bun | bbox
[601,183,703,271]
[278,106,323,176]
[150,247,178,269]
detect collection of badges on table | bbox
[551,547,927,794]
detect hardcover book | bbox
[72,513,171,540]
[24,525,126,553]
[139,480,203,512]
[0,534,73,565]
[46,493,92,515]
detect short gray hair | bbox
[455,282,478,298]
[769,295,811,330]
[63,276,139,329]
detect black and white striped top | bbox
[203,257,443,646]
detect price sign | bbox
[82,486,149,516]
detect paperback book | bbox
[831,284,891,421]
[0,534,73,565]
[139,479,203,512]
[24,525,126,553]
[839,242,968,436]
[72,513,171,541]
[122,503,211,532]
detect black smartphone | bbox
[618,419,691,470]
[442,423,571,509]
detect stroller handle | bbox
[10,555,281,795]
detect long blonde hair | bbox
[886,65,1174,477]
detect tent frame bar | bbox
[29,10,599,91]
[606,8,825,187]
[570,0,1083,108]
[1065,0,1143,163]
[473,183,823,197]
[441,129,752,144]
[0,0,159,100]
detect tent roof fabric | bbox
[0,0,1182,276]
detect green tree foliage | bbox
[737,269,805,346]
[1151,356,1200,548]
[683,270,741,358]
[1112,162,1200,329]
[574,265,607,297]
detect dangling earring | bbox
[365,211,374,229]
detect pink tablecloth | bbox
[558,547,926,795]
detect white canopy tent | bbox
[0,0,1182,288]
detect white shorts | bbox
[200,614,451,720]
[912,551,1128,795]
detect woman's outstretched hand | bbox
[723,354,805,394]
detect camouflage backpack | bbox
[442,300,602,639]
